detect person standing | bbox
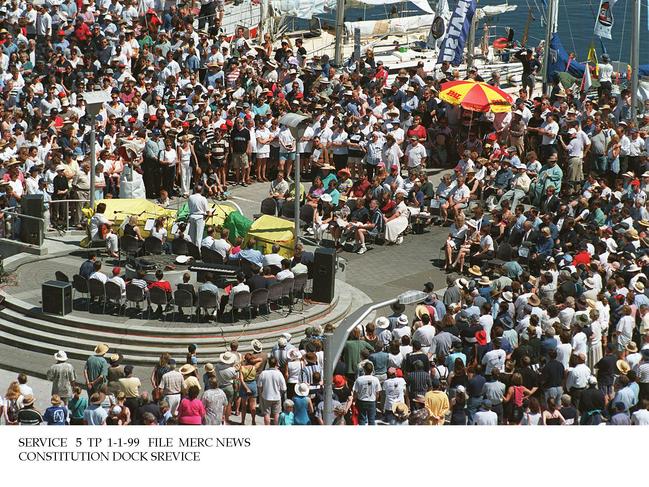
[352,362,382,425]
[143,128,164,198]
[84,343,109,397]
[46,350,76,405]
[230,117,251,186]
[187,184,212,246]
[425,377,450,425]
[160,137,178,196]
[202,377,227,425]
[596,53,614,100]
[257,356,287,425]
[158,359,184,417]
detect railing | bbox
[0,208,46,243]
[49,199,91,235]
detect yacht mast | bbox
[542,0,559,95]
[466,8,479,70]
[334,0,346,66]
[630,0,640,122]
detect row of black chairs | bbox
[66,272,308,323]
[118,234,226,264]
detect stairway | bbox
[0,282,354,367]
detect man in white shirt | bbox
[262,244,284,269]
[631,400,649,425]
[596,53,614,98]
[88,261,108,284]
[404,136,427,172]
[213,227,232,259]
[89,202,119,258]
[474,400,499,425]
[383,368,407,423]
[200,226,217,250]
[565,353,591,409]
[276,259,295,281]
[352,362,382,425]
[441,176,470,224]
[536,112,559,161]
[482,339,506,376]
[257,357,287,425]
[187,185,212,245]
[108,267,126,298]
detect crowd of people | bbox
[1,0,649,426]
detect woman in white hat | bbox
[292,383,314,425]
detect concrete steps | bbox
[0,281,355,367]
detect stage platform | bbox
[0,248,367,367]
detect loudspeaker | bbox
[20,194,44,246]
[42,280,72,316]
[311,247,336,303]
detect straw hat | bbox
[295,382,310,397]
[634,281,645,293]
[616,360,630,375]
[502,291,513,303]
[626,342,639,353]
[179,363,196,375]
[94,343,109,355]
[468,265,482,277]
[528,294,541,307]
[218,351,237,365]
[51,394,63,406]
[22,395,35,407]
[627,228,640,240]
[584,277,596,289]
[478,276,491,286]
[251,339,263,353]
[392,402,410,419]
[415,304,431,319]
[204,363,215,373]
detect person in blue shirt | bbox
[320,165,337,189]
[535,227,554,257]
[43,395,69,425]
[229,238,264,268]
[325,179,340,207]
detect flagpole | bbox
[630,0,640,123]
[333,0,346,66]
[542,0,558,95]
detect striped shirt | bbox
[406,370,431,397]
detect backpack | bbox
[7,399,20,423]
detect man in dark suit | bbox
[247,265,269,291]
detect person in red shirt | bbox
[148,270,172,315]
[571,243,592,266]
[406,115,427,142]
[73,17,91,49]
[351,175,371,198]
[374,61,388,88]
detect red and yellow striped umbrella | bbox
[439,80,514,113]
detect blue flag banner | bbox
[546,34,586,80]
[436,0,477,66]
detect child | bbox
[186,343,198,365]
[279,399,294,425]
[68,386,87,425]
[203,166,226,200]
[230,235,243,254]
[157,189,171,207]
[43,394,69,425]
